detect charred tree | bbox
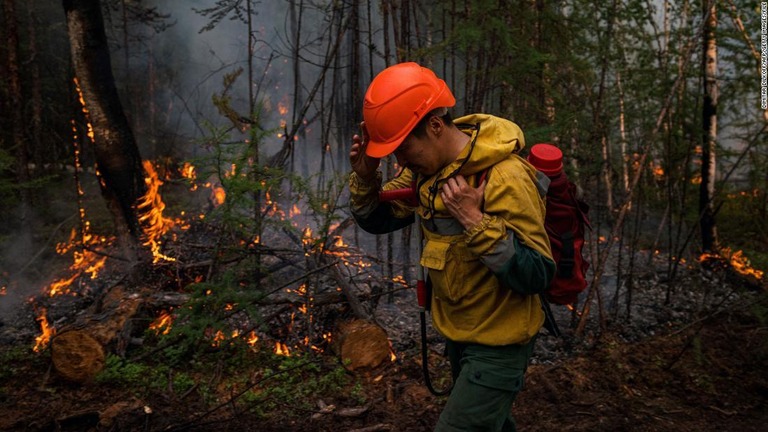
[4,0,30,211]
[699,1,718,252]
[26,2,44,175]
[63,0,146,250]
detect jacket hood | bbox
[449,113,526,177]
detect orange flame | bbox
[181,162,198,191]
[728,250,764,280]
[149,310,173,335]
[210,184,226,207]
[137,160,177,263]
[275,341,291,356]
[247,331,259,346]
[388,339,397,362]
[73,77,95,143]
[32,308,56,352]
[47,228,109,297]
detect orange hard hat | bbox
[363,62,456,158]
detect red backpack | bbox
[527,143,591,305]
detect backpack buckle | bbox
[558,257,575,277]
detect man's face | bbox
[393,132,438,176]
[393,115,447,176]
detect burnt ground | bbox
[1,251,767,432]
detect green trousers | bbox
[435,337,536,432]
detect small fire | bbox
[275,341,291,356]
[181,162,198,191]
[73,77,95,142]
[302,227,313,247]
[211,330,226,347]
[698,248,764,281]
[650,162,664,180]
[137,160,177,263]
[565,304,583,316]
[148,310,173,335]
[32,308,56,352]
[290,204,301,217]
[47,228,110,296]
[210,185,226,207]
[728,250,764,280]
[388,340,397,362]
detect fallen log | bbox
[51,284,143,382]
[332,319,392,371]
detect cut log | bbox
[50,284,143,382]
[333,319,392,371]
[51,330,105,383]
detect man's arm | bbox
[441,163,555,296]
[349,171,415,234]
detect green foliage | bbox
[95,355,195,396]
[0,346,44,383]
[153,271,264,365]
[242,354,354,418]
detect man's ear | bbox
[428,115,444,137]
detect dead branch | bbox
[328,262,369,320]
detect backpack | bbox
[379,143,591,306]
[526,143,591,305]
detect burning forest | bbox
[2,1,768,431]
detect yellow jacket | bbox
[350,114,554,345]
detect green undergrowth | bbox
[93,340,362,419]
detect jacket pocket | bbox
[420,239,449,271]
[421,240,483,303]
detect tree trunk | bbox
[63,0,146,249]
[26,2,44,175]
[4,0,30,212]
[699,1,718,252]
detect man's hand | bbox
[350,121,380,182]
[441,175,486,230]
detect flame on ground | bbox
[275,341,291,356]
[33,308,56,352]
[47,228,110,297]
[137,160,178,263]
[148,310,174,335]
[699,247,764,281]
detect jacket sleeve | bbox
[349,171,415,234]
[462,160,556,296]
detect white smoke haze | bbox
[0,1,402,326]
[128,1,337,167]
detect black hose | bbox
[420,310,452,396]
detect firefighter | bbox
[348,62,555,431]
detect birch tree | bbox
[699,1,718,252]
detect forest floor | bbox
[1,274,766,432]
[1,207,767,432]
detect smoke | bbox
[122,1,302,161]
[0,207,54,321]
